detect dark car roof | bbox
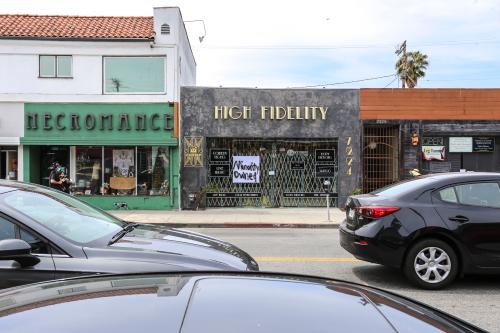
[0,272,484,333]
[370,172,500,199]
[416,172,500,181]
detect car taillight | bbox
[356,206,400,219]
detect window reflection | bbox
[75,147,102,195]
[74,146,169,197]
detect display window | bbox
[73,146,170,196]
[74,147,102,195]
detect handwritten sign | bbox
[232,156,260,183]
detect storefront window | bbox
[137,146,170,196]
[103,147,136,196]
[71,146,169,197]
[103,56,166,94]
[74,147,102,195]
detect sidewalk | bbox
[107,208,344,228]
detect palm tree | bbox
[396,51,429,88]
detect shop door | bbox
[362,126,400,193]
[0,152,5,179]
[40,146,70,187]
[206,139,338,208]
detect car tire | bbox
[403,239,458,290]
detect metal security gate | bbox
[206,138,338,207]
[362,126,400,193]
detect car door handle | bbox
[448,215,469,223]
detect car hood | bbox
[0,273,486,333]
[85,224,258,271]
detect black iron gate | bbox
[206,138,338,207]
[362,126,400,193]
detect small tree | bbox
[396,51,429,88]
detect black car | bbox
[0,181,258,289]
[340,172,500,289]
[0,272,486,333]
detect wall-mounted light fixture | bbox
[184,20,206,43]
[411,132,419,146]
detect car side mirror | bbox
[0,239,41,267]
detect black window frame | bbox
[38,55,73,79]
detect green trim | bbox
[20,138,178,146]
[22,146,30,183]
[79,195,177,210]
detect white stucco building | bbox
[0,7,195,209]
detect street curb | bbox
[144,222,340,229]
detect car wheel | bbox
[403,239,458,290]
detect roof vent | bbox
[161,23,170,35]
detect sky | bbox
[1,0,500,89]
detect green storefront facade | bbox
[21,103,179,210]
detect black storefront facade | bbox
[180,87,360,209]
[360,89,500,193]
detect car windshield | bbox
[371,176,438,197]
[1,188,125,244]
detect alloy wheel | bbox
[413,247,451,284]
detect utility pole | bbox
[395,40,407,88]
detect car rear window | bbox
[371,177,437,197]
[180,278,393,333]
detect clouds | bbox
[1,0,500,88]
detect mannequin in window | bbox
[152,148,169,194]
[91,161,101,194]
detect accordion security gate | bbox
[206,138,338,208]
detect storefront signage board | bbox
[473,137,494,152]
[422,146,446,161]
[449,137,473,153]
[206,192,261,198]
[232,156,260,183]
[290,161,305,170]
[22,103,177,146]
[283,192,338,198]
[315,149,336,164]
[209,164,230,177]
[315,165,336,178]
[210,149,231,162]
[422,137,444,146]
[213,106,329,121]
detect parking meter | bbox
[323,180,331,193]
[323,180,332,221]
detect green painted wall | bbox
[23,146,41,184]
[22,103,179,210]
[80,195,174,210]
[22,103,177,146]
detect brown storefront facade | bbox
[360,89,500,193]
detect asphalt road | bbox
[189,228,500,333]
